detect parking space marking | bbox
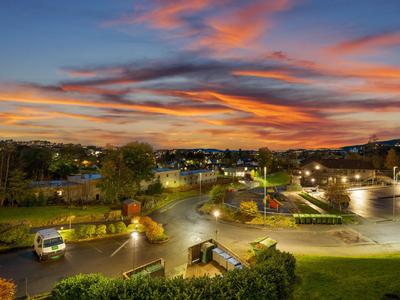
[111,238,128,248]
[66,252,72,258]
[88,242,102,253]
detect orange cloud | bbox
[331,32,400,54]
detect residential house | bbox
[300,158,375,186]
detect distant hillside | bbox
[342,138,400,151]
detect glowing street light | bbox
[356,175,360,186]
[311,178,315,186]
[393,166,398,221]
[131,232,138,272]
[214,211,219,240]
[342,177,347,183]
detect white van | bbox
[34,229,66,261]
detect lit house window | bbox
[57,191,63,196]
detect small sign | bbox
[52,245,59,250]
[52,255,59,259]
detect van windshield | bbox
[43,237,64,247]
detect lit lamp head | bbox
[306,171,310,175]
[131,232,138,239]
[316,166,319,170]
[356,175,359,179]
[342,178,347,182]
[311,178,315,182]
[214,211,220,218]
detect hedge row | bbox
[164,177,238,194]
[0,224,30,244]
[51,247,296,300]
[74,222,126,239]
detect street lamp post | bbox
[131,232,138,273]
[393,166,398,221]
[214,211,219,240]
[199,172,202,202]
[311,178,315,186]
[264,166,266,229]
[356,175,359,186]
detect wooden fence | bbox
[188,238,250,268]
[123,258,165,279]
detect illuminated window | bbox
[57,191,63,196]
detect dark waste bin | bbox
[310,214,317,224]
[326,215,332,224]
[337,216,342,224]
[299,214,306,224]
[321,214,327,224]
[147,264,164,278]
[304,214,311,224]
[200,242,215,263]
[131,270,149,280]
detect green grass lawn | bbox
[299,193,358,223]
[295,201,321,214]
[0,206,111,227]
[256,172,291,187]
[292,253,400,300]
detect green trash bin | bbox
[200,242,215,263]
[320,214,327,224]
[131,269,149,280]
[326,215,332,224]
[331,215,337,224]
[315,214,321,224]
[304,214,311,224]
[293,214,300,224]
[147,264,164,278]
[337,216,342,224]
[299,214,305,224]
[310,214,317,224]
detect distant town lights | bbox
[306,171,310,175]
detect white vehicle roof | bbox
[37,229,62,240]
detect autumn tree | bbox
[0,278,16,299]
[325,179,351,211]
[385,148,400,170]
[258,147,273,175]
[209,184,226,204]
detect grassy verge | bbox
[299,193,358,223]
[0,206,111,227]
[254,172,291,187]
[292,253,400,299]
[295,201,320,214]
[200,202,299,228]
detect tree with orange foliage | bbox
[0,278,16,300]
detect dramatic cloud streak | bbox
[0,0,399,149]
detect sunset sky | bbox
[1,0,399,150]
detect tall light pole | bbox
[393,166,398,221]
[356,175,359,186]
[199,172,202,202]
[214,211,219,240]
[131,232,138,273]
[264,166,266,229]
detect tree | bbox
[21,147,53,180]
[258,147,273,175]
[6,170,31,206]
[0,278,16,299]
[385,149,400,170]
[345,153,363,160]
[325,180,351,211]
[209,185,225,204]
[97,141,155,202]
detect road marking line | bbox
[66,252,72,258]
[159,198,188,213]
[88,242,102,253]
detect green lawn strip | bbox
[292,253,400,300]
[253,172,291,188]
[295,201,320,214]
[0,206,111,226]
[299,193,358,223]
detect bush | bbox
[0,278,16,300]
[86,225,96,238]
[239,201,258,217]
[130,216,140,224]
[114,221,126,234]
[107,224,115,234]
[0,224,30,244]
[146,179,164,195]
[50,249,296,300]
[37,191,46,206]
[147,225,163,238]
[75,225,87,239]
[139,216,157,229]
[209,185,226,204]
[95,225,106,237]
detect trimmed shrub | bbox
[0,278,16,300]
[130,216,140,224]
[239,201,258,217]
[95,225,106,237]
[51,273,105,300]
[75,225,87,239]
[107,224,115,234]
[37,191,47,206]
[114,221,126,234]
[147,225,164,238]
[85,225,96,238]
[0,224,30,244]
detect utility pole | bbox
[264,166,266,228]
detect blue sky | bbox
[1,0,400,150]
